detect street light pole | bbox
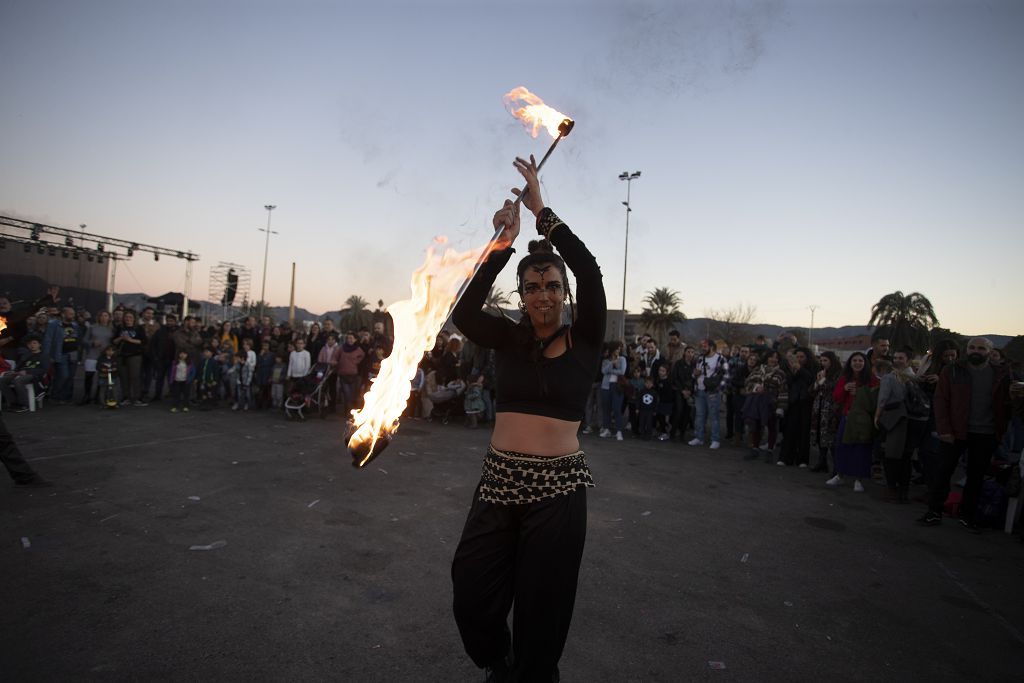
[618,171,641,340]
[258,204,277,321]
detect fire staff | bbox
[451,155,606,682]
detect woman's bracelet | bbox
[536,207,566,240]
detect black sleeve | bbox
[451,246,517,350]
[540,209,606,346]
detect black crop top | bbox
[451,208,606,421]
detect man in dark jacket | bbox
[146,314,178,401]
[919,337,1012,530]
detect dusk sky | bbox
[2,0,1022,335]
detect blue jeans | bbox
[600,388,624,432]
[55,354,75,401]
[694,390,722,443]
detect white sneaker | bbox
[599,428,611,438]
[582,426,592,435]
[776,460,785,466]
[798,463,808,469]
[853,480,865,492]
[826,475,842,487]
[688,438,702,446]
[710,441,720,450]
[615,431,623,441]
[658,433,669,441]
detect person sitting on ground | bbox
[0,335,49,412]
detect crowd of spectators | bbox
[3,287,1022,532]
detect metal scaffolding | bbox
[207,262,251,324]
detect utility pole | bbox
[808,305,819,348]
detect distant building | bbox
[816,334,871,355]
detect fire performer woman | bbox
[451,156,605,682]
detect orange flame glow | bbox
[347,237,507,466]
[0,316,6,335]
[503,86,571,139]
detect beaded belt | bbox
[479,445,595,505]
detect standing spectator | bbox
[146,313,178,402]
[828,352,879,492]
[196,346,221,409]
[727,346,751,445]
[173,316,203,365]
[653,364,674,440]
[217,321,239,354]
[271,355,287,409]
[689,338,730,450]
[113,311,147,406]
[337,332,366,417]
[665,330,685,365]
[43,306,81,404]
[235,349,254,411]
[779,347,817,467]
[742,351,787,461]
[463,374,486,429]
[639,338,665,378]
[865,329,891,363]
[139,307,161,401]
[167,350,195,413]
[317,332,341,412]
[255,341,276,409]
[670,345,696,441]
[874,347,928,503]
[80,310,114,405]
[919,337,1012,530]
[96,345,120,406]
[306,322,325,361]
[237,316,259,350]
[599,342,627,440]
[371,320,394,356]
[809,351,842,473]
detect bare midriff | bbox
[490,412,581,457]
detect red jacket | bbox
[934,362,1011,441]
[832,374,880,416]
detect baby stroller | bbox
[284,362,334,421]
[427,378,466,425]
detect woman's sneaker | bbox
[599,428,611,438]
[826,475,842,487]
[853,480,865,492]
[615,431,623,441]
[687,438,702,446]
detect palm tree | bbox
[485,287,513,318]
[640,287,685,346]
[339,295,373,332]
[868,291,939,353]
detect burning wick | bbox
[346,87,575,468]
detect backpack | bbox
[904,379,930,419]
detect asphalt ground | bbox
[2,404,1023,682]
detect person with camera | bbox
[688,338,730,449]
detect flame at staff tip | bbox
[347,236,507,467]
[503,86,573,140]
[0,317,6,335]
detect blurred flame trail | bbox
[0,317,7,335]
[347,238,505,466]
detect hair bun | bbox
[527,239,554,255]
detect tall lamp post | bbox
[618,170,641,340]
[808,304,819,349]
[258,204,277,321]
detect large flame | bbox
[0,316,6,335]
[347,237,506,466]
[503,86,571,139]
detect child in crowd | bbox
[96,344,120,408]
[287,338,311,395]
[167,350,195,413]
[222,352,240,407]
[271,355,287,408]
[197,346,221,409]
[463,374,486,429]
[255,341,275,410]
[236,350,254,411]
[637,375,658,440]
[654,364,675,440]
[626,365,644,436]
